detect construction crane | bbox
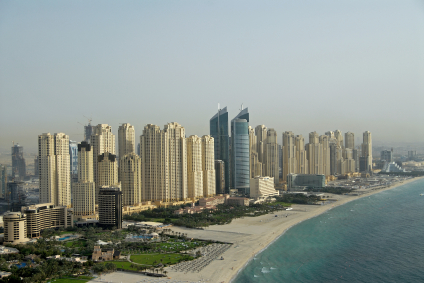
[83,115,93,126]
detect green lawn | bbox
[272,202,292,207]
[110,261,139,271]
[47,276,93,283]
[154,240,205,252]
[130,253,191,266]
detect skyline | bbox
[1,0,424,152]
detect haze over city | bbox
[1,0,424,153]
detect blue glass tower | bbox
[210,107,230,193]
[231,108,250,196]
[69,140,78,176]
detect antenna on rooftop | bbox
[240,103,244,111]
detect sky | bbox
[1,0,424,153]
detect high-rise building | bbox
[69,140,78,177]
[34,156,39,178]
[38,133,71,206]
[231,108,250,195]
[361,131,373,172]
[3,212,28,244]
[98,186,122,229]
[282,131,296,182]
[187,136,203,199]
[97,152,120,200]
[345,132,355,149]
[90,124,115,198]
[295,135,308,174]
[0,165,7,199]
[84,122,93,143]
[119,153,141,206]
[210,107,230,193]
[265,129,279,185]
[202,135,215,197]
[380,150,393,163]
[255,125,267,167]
[249,126,262,178]
[72,141,96,219]
[11,144,26,180]
[319,135,330,176]
[140,123,187,202]
[334,130,344,148]
[118,123,136,159]
[215,160,225,195]
[306,132,323,175]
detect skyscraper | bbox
[11,144,26,180]
[319,135,330,176]
[118,123,136,158]
[187,135,203,199]
[295,135,308,174]
[265,129,279,185]
[119,153,141,206]
[255,125,267,167]
[98,186,122,229]
[72,141,96,219]
[231,108,250,195]
[140,123,188,202]
[202,135,216,197]
[282,131,297,182]
[306,132,323,175]
[69,140,78,178]
[361,131,373,172]
[38,133,71,206]
[97,152,119,195]
[214,160,225,194]
[0,165,7,199]
[90,124,115,201]
[210,107,230,193]
[345,132,355,149]
[249,126,262,178]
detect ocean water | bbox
[233,178,424,283]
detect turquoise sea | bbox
[233,178,424,283]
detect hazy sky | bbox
[1,0,423,153]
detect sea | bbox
[233,178,424,283]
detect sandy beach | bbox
[90,176,423,283]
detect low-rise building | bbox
[250,176,279,199]
[3,212,28,244]
[92,246,121,261]
[122,202,156,215]
[287,174,326,190]
[226,197,249,206]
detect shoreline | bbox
[91,176,423,283]
[166,176,423,283]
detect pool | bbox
[58,236,72,241]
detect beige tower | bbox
[91,124,115,197]
[39,133,71,206]
[97,152,120,202]
[265,129,279,185]
[345,132,355,149]
[187,135,203,199]
[202,135,216,197]
[164,122,187,201]
[334,130,344,148]
[362,131,373,171]
[282,131,297,182]
[319,135,331,176]
[119,153,141,205]
[295,135,308,174]
[140,124,168,202]
[249,126,262,178]
[140,123,187,203]
[72,142,96,218]
[306,132,323,175]
[255,125,267,165]
[118,123,135,158]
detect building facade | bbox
[98,186,122,229]
[119,153,141,206]
[231,108,250,195]
[250,176,279,199]
[118,123,136,159]
[11,145,26,180]
[202,135,215,197]
[187,135,203,199]
[38,133,71,206]
[3,212,28,244]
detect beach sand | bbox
[90,176,422,283]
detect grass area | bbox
[272,202,292,207]
[48,276,93,283]
[110,261,139,271]
[131,253,191,266]
[64,239,87,248]
[153,240,205,252]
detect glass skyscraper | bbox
[231,108,250,196]
[210,107,230,193]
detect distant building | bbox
[118,123,135,159]
[11,144,26,180]
[210,107,230,193]
[119,153,141,206]
[34,156,39,178]
[381,150,393,163]
[345,132,355,149]
[187,135,203,200]
[230,107,250,196]
[7,181,24,204]
[408,151,417,161]
[98,186,122,229]
[0,165,6,199]
[361,131,372,172]
[3,212,28,244]
[69,140,78,177]
[214,160,225,195]
[287,174,325,190]
[202,135,216,198]
[381,162,406,173]
[92,246,121,261]
[250,176,279,199]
